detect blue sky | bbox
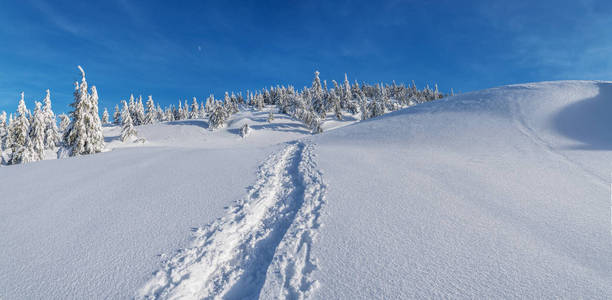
[1,0,611,114]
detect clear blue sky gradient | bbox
[1,0,611,114]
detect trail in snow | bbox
[136,141,326,300]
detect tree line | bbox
[0,67,447,165]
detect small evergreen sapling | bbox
[267,110,274,123]
[240,123,249,138]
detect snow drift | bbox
[1,81,611,299]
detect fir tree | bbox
[177,100,184,120]
[113,104,121,125]
[5,114,14,152]
[156,104,164,121]
[135,95,145,125]
[205,94,214,114]
[182,99,189,119]
[311,70,326,116]
[209,103,227,130]
[128,94,136,123]
[42,89,60,149]
[102,107,110,124]
[144,95,156,124]
[9,92,33,164]
[63,66,105,156]
[189,97,199,119]
[29,102,46,161]
[342,73,352,109]
[0,111,6,150]
[120,100,137,142]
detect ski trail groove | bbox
[136,141,326,300]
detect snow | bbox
[310,80,612,298]
[1,80,611,298]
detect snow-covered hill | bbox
[1,81,611,299]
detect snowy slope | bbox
[1,81,611,299]
[311,81,612,298]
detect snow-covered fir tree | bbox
[135,95,145,125]
[189,97,199,119]
[177,100,184,120]
[209,102,227,130]
[156,104,164,121]
[144,95,156,125]
[9,92,33,164]
[311,71,326,117]
[4,114,14,152]
[102,107,110,124]
[113,105,121,125]
[128,94,136,123]
[29,102,46,161]
[0,111,7,150]
[205,94,214,114]
[42,89,59,149]
[63,66,105,156]
[120,100,137,142]
[182,99,189,119]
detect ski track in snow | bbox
[136,141,326,300]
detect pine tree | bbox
[29,102,46,161]
[102,107,110,124]
[311,70,325,116]
[342,73,352,108]
[42,89,60,149]
[205,94,214,114]
[128,94,137,123]
[9,92,33,164]
[135,95,145,125]
[63,66,105,156]
[209,103,227,130]
[156,104,164,121]
[113,104,121,125]
[120,100,137,142]
[5,114,14,152]
[0,111,7,150]
[199,102,206,119]
[182,99,189,119]
[189,97,199,119]
[144,95,156,124]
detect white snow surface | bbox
[1,81,612,299]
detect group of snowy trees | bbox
[1,68,446,165]
[0,66,104,165]
[105,90,244,139]
[103,71,447,137]
[0,90,60,164]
